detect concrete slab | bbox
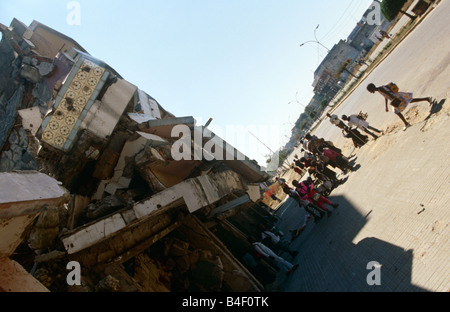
[0,171,69,218]
[0,171,69,258]
[0,257,49,292]
[63,171,246,255]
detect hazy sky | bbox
[1,0,374,167]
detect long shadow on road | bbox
[272,196,427,292]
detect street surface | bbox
[272,1,450,292]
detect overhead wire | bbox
[332,1,366,40]
[318,0,357,43]
[318,0,368,44]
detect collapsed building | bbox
[0,19,284,292]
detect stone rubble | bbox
[0,18,283,292]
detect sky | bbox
[0,0,374,167]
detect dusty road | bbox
[275,1,450,292]
[315,0,450,145]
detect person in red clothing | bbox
[292,178,339,217]
[318,146,354,173]
[282,186,325,223]
[293,166,303,176]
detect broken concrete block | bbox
[62,213,127,254]
[246,184,262,202]
[0,171,69,257]
[34,206,60,228]
[0,215,36,258]
[34,250,66,263]
[22,56,32,65]
[18,106,42,136]
[20,64,40,83]
[95,275,121,292]
[28,227,59,250]
[93,134,150,199]
[133,171,245,219]
[81,78,137,140]
[36,62,54,76]
[85,195,125,220]
[84,146,100,160]
[0,257,49,292]
[0,171,69,219]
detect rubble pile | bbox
[0,18,281,292]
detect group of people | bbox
[283,134,349,230]
[327,113,374,148]
[248,82,435,280]
[294,133,355,191]
[246,134,353,276]
[248,133,351,277]
[327,82,434,148]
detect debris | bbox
[0,18,271,293]
[34,250,66,263]
[95,275,121,292]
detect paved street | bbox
[272,1,450,292]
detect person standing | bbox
[318,146,354,173]
[343,125,369,148]
[293,165,303,176]
[327,113,347,130]
[367,83,433,131]
[275,177,288,189]
[294,178,339,217]
[341,114,382,140]
[283,186,325,223]
[327,113,368,147]
[310,160,342,186]
[304,133,342,155]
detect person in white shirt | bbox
[342,114,382,139]
[327,113,347,130]
[260,229,298,259]
[251,239,299,276]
